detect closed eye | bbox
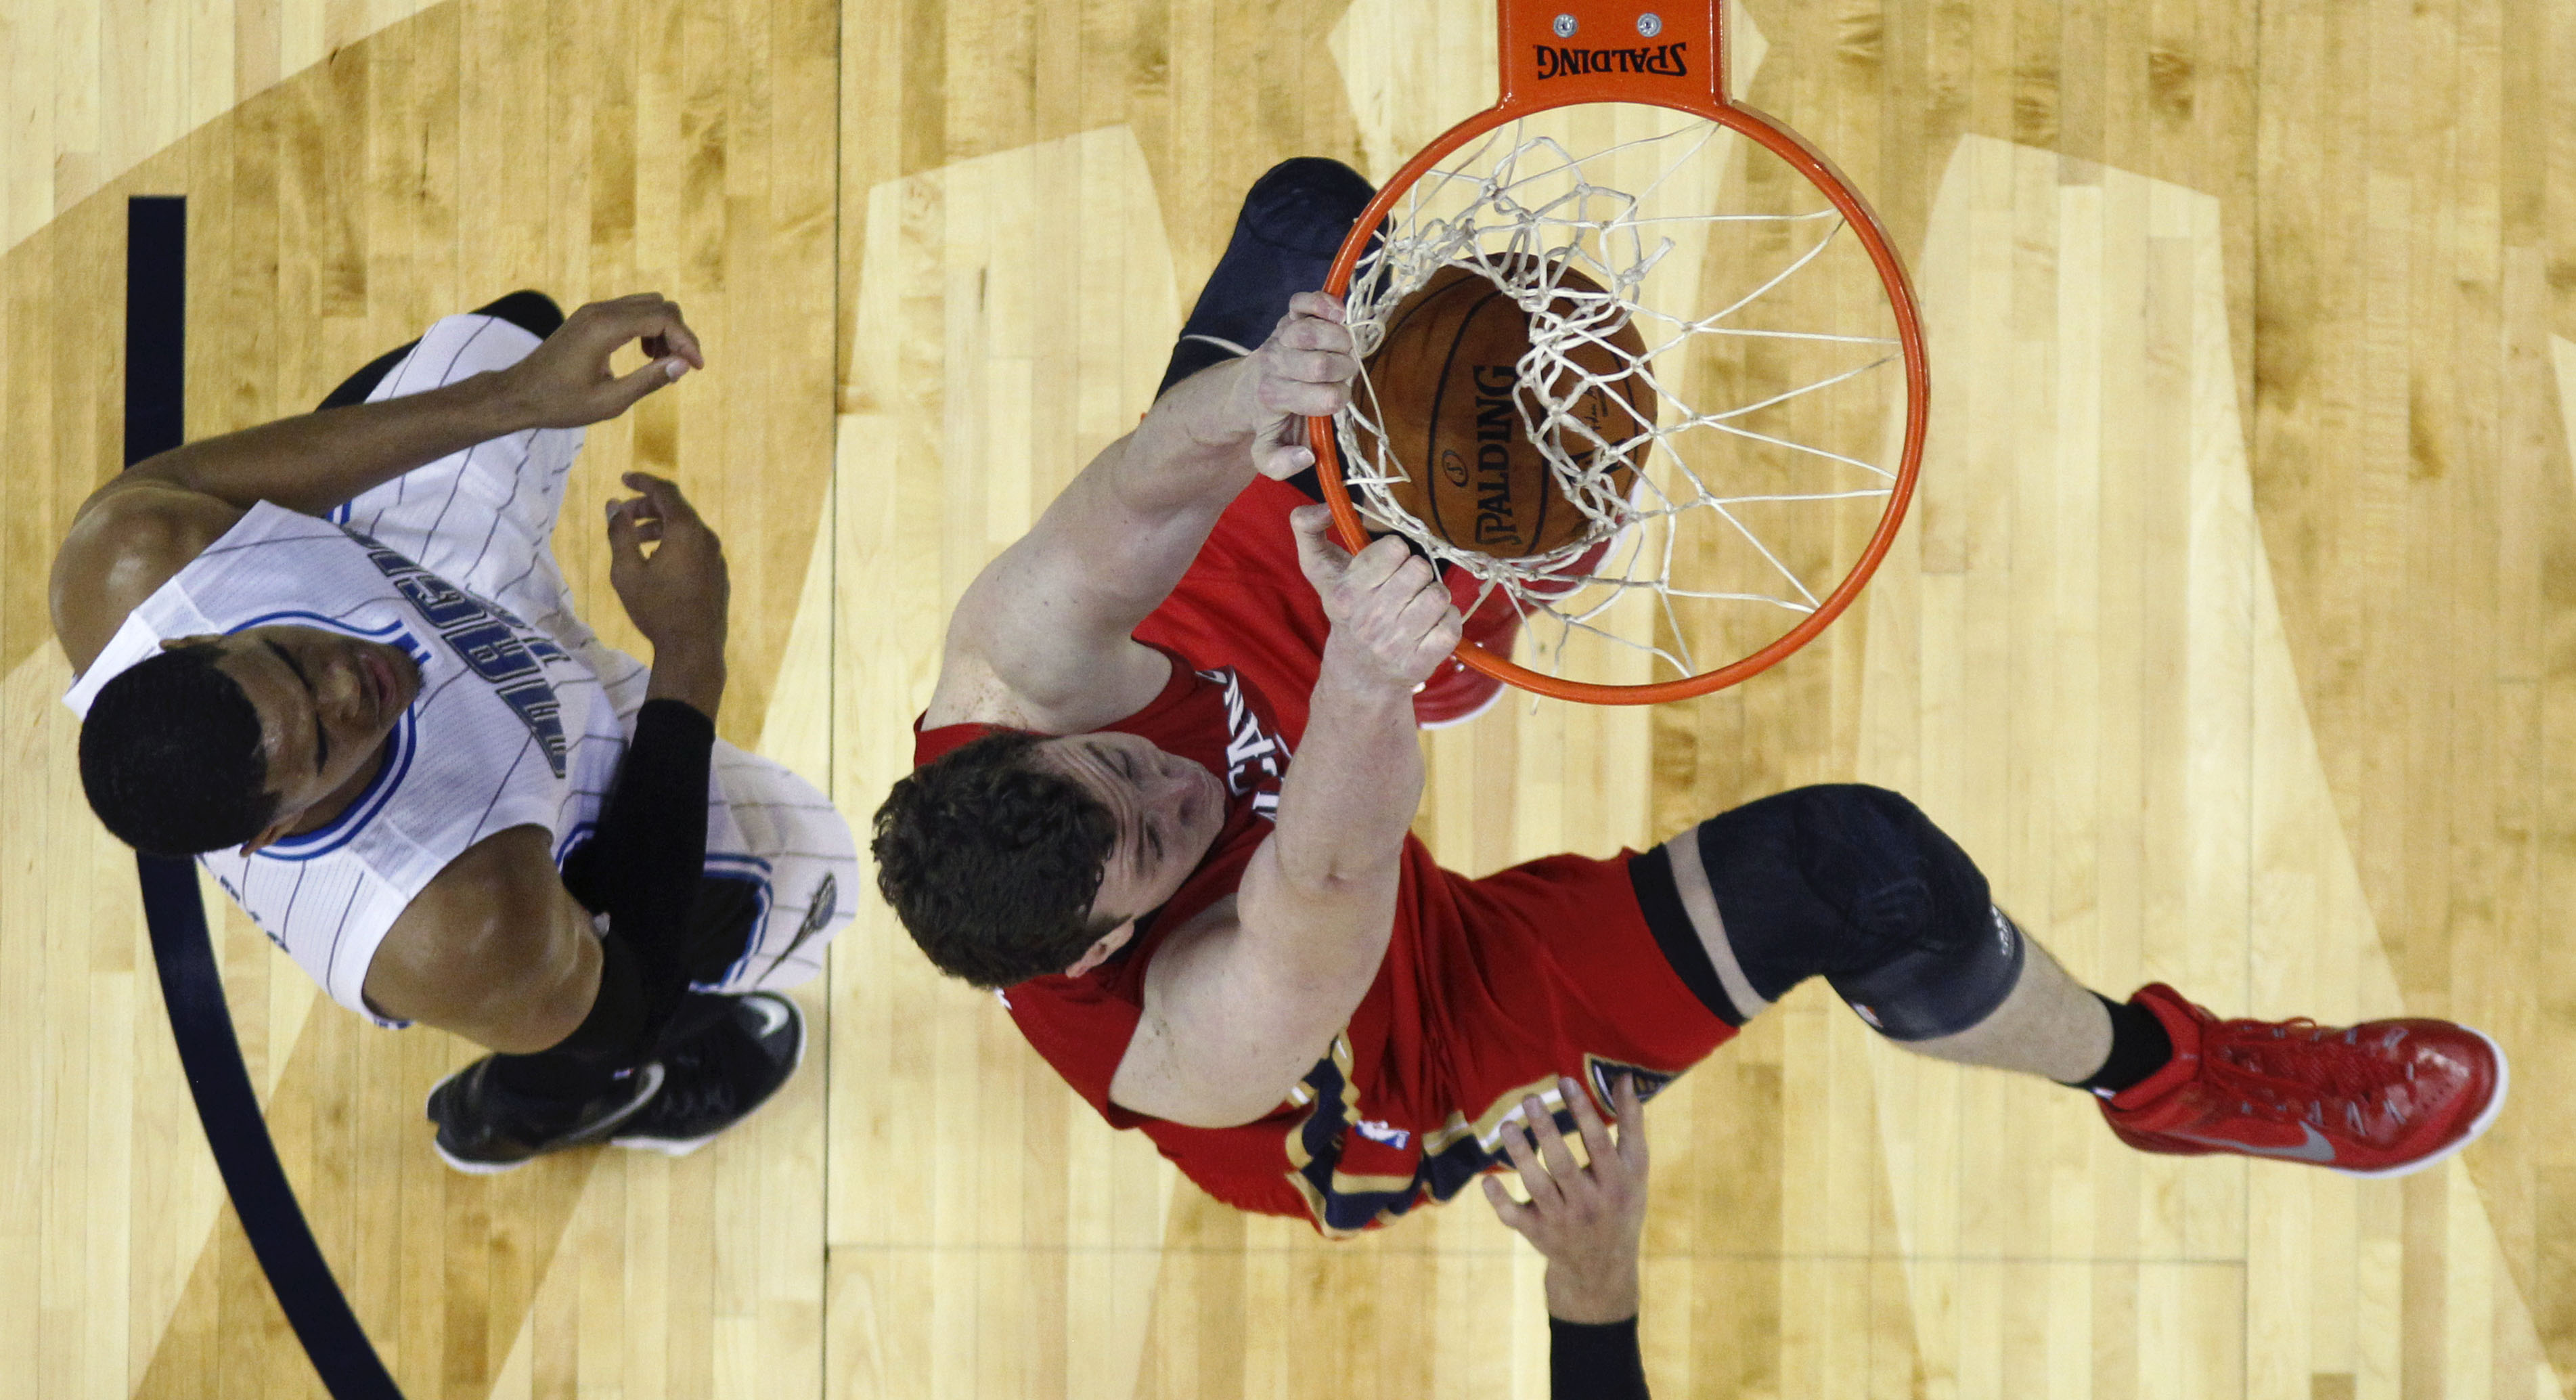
[263,639,329,772]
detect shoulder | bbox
[50,480,248,672]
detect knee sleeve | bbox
[1683,785,2023,1040]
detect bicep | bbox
[361,827,602,1053]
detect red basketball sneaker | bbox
[2100,983,2507,1178]
[1412,540,1612,728]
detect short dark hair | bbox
[78,643,279,856]
[872,731,1120,988]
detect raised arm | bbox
[924,293,1355,735]
[1107,506,1462,1126]
[1487,1074,1656,1400]
[98,294,698,517]
[49,295,701,672]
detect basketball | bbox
[1360,260,1655,558]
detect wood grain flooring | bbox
[4,0,2574,1395]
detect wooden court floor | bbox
[6,0,2576,1395]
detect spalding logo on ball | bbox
[1362,258,1656,558]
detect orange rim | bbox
[1308,97,1929,705]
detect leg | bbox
[1632,784,2508,1176]
[689,739,860,995]
[1633,785,2136,1083]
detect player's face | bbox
[179,625,424,840]
[1036,732,1229,932]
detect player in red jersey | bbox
[872,160,2508,1236]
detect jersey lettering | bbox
[1198,665,1291,816]
[353,534,572,776]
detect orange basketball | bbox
[1361,260,1654,558]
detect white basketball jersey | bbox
[64,500,627,1023]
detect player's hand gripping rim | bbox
[1291,503,1462,692]
[497,292,707,430]
[1482,1072,1650,1325]
[1239,292,1356,481]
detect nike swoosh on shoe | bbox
[745,995,794,1038]
[2163,1122,2337,1163]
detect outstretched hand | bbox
[1482,1072,1650,1325]
[495,293,707,429]
[1291,504,1461,691]
[1239,292,1358,481]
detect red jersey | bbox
[916,480,1735,1235]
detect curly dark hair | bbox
[79,642,279,856]
[872,730,1122,988]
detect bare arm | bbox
[1108,507,1463,1126]
[49,295,702,674]
[362,825,606,1053]
[97,294,700,518]
[925,293,1356,734]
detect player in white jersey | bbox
[52,292,860,1171]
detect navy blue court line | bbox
[127,196,407,1400]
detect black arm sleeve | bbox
[557,698,715,1013]
[1551,1316,1650,1400]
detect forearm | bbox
[643,638,728,718]
[1545,1261,1642,1326]
[554,698,715,1046]
[1268,643,1424,890]
[119,371,530,516]
[1548,1316,1651,1400]
[1024,359,1268,624]
[1115,355,1270,516]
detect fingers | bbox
[1612,1072,1649,1171]
[572,292,705,370]
[605,474,707,559]
[1283,290,1347,326]
[1480,1174,1535,1235]
[1289,503,1354,584]
[1256,293,1356,418]
[620,471,703,524]
[1523,1091,1582,1183]
[604,496,649,568]
[1254,373,1350,421]
[1249,415,1316,481]
[1561,1074,1616,1171]
[604,353,691,412]
[1496,1109,1562,1212]
[1341,534,1423,595]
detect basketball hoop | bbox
[1309,0,1929,705]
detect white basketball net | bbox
[1336,109,1908,684]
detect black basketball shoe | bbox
[609,992,807,1157]
[1157,157,1379,403]
[424,1057,666,1175]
